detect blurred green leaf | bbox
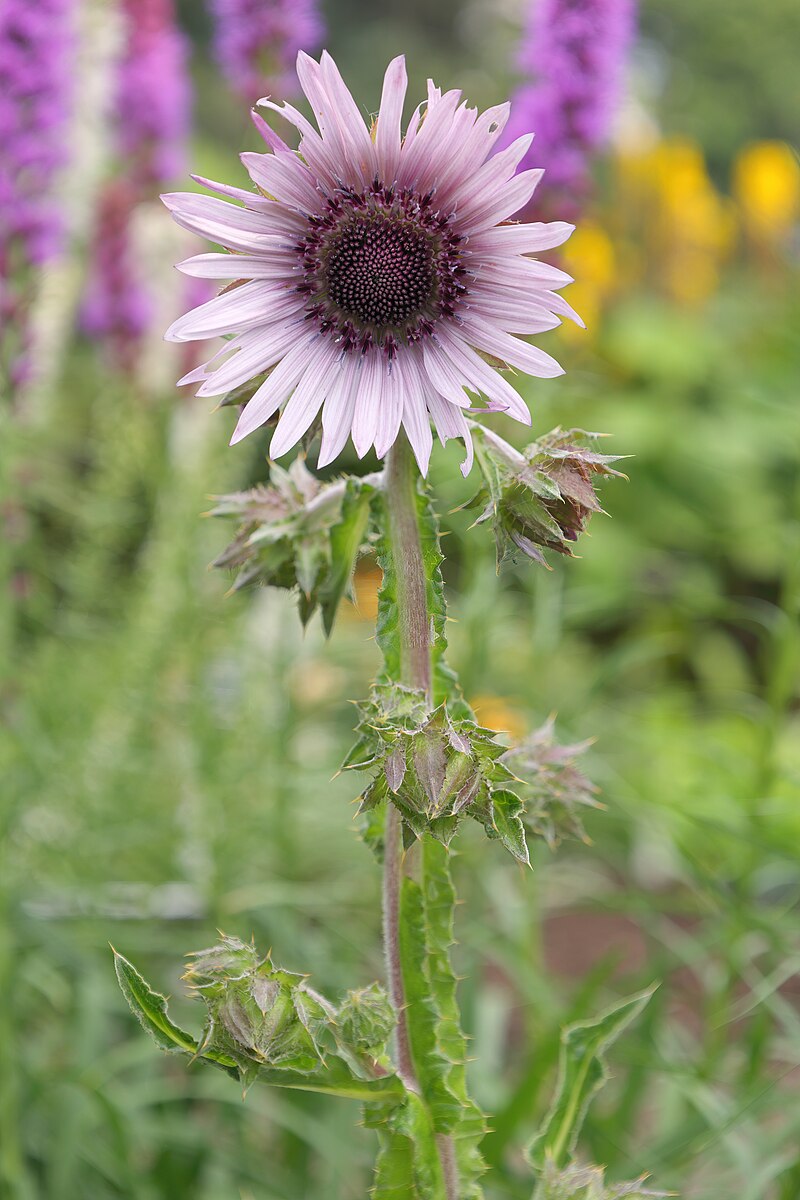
[529,985,658,1173]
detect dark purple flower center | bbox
[294,183,468,356]
[325,212,434,328]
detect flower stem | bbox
[382,434,459,1200]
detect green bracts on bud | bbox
[184,935,331,1080]
[338,982,396,1061]
[469,425,627,568]
[502,718,603,849]
[345,688,601,865]
[209,457,373,632]
[343,684,529,862]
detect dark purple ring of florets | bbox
[293,181,468,357]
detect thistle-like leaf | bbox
[528,986,658,1173]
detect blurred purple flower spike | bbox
[210,0,324,101]
[500,0,637,216]
[116,0,191,189]
[81,0,191,367]
[0,0,75,394]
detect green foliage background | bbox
[2,1,799,1198]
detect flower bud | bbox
[337,983,395,1060]
[502,717,602,849]
[470,425,626,567]
[184,935,330,1076]
[209,458,373,632]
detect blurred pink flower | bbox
[164,53,581,475]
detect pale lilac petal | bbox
[461,315,564,378]
[435,327,532,424]
[374,366,404,459]
[470,221,575,255]
[375,56,407,183]
[231,335,318,443]
[463,301,561,337]
[448,135,535,215]
[318,354,359,467]
[351,353,385,458]
[165,281,304,342]
[397,88,462,190]
[269,338,340,458]
[539,289,585,326]
[251,109,291,154]
[176,253,301,281]
[397,351,433,473]
[319,52,377,183]
[478,256,573,290]
[420,339,472,408]
[189,174,282,211]
[457,169,545,234]
[295,53,374,188]
[177,340,230,387]
[256,97,340,186]
[464,292,563,334]
[434,103,511,205]
[196,323,303,397]
[241,151,325,214]
[162,193,298,253]
[427,392,474,476]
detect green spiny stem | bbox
[383,434,459,1200]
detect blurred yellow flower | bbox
[733,141,800,239]
[616,137,736,305]
[468,694,527,740]
[560,220,617,338]
[352,562,382,621]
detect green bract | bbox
[210,456,374,632]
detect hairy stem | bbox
[382,434,459,1200]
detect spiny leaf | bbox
[399,877,463,1134]
[112,948,239,1080]
[113,947,405,1103]
[528,986,658,1173]
[372,1130,418,1199]
[421,839,487,1196]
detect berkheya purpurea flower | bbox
[162,51,582,476]
[116,51,661,1200]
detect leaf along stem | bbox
[382,434,460,1200]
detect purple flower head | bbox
[162,53,583,475]
[0,0,75,270]
[116,0,191,190]
[501,0,636,212]
[211,0,324,102]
